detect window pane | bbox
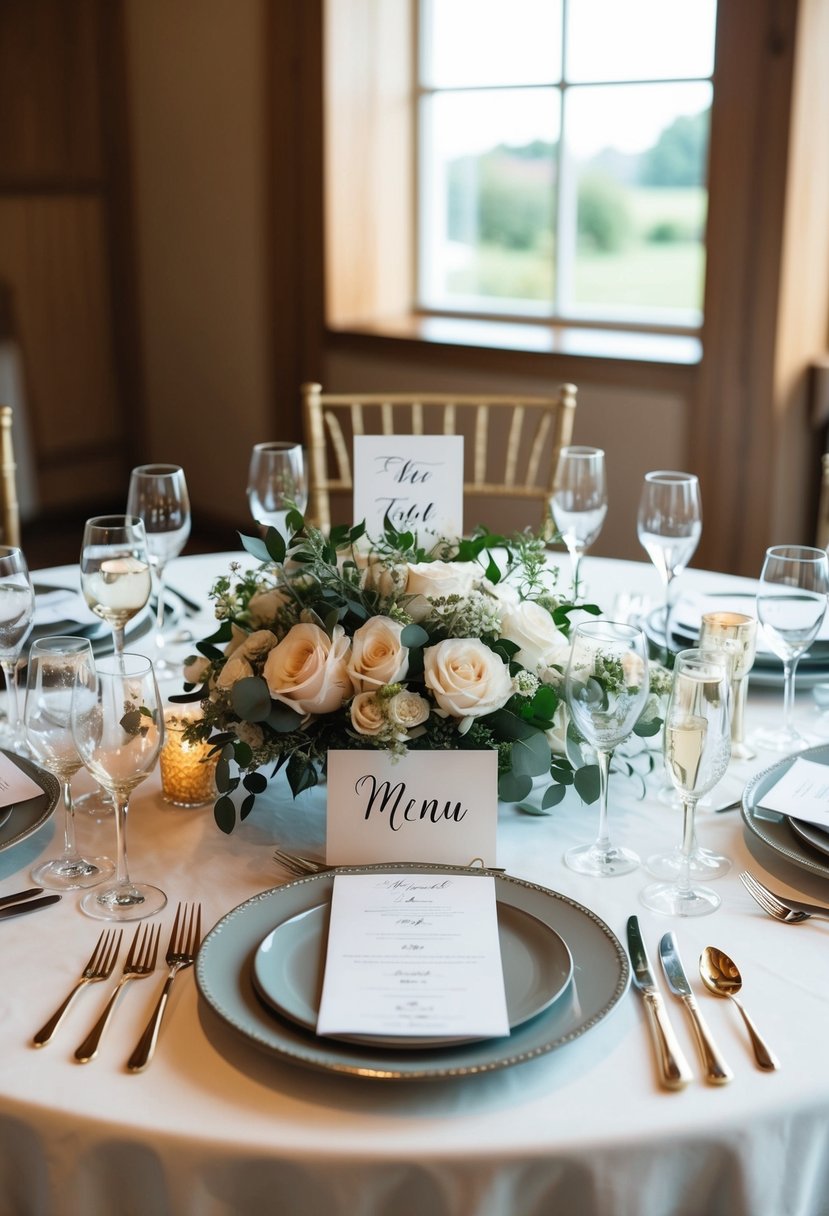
[564,83,711,317]
[566,0,717,82]
[422,0,562,87]
[419,90,560,310]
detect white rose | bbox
[233,629,280,666]
[216,655,254,691]
[424,638,513,719]
[263,623,352,716]
[350,691,386,736]
[183,655,210,685]
[247,588,289,628]
[500,600,569,673]
[347,617,409,691]
[386,689,430,731]
[405,561,476,622]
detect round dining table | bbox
[1,550,828,1216]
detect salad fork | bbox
[32,929,123,1047]
[739,871,829,923]
[126,902,202,1073]
[74,922,160,1063]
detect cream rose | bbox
[263,623,352,716]
[183,655,210,685]
[347,616,409,691]
[339,547,408,598]
[386,689,430,731]
[405,561,477,622]
[247,588,289,628]
[216,654,254,691]
[232,720,265,750]
[500,600,569,673]
[350,691,386,736]
[233,629,280,666]
[424,638,513,719]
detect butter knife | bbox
[0,893,61,920]
[626,915,692,1090]
[659,931,733,1085]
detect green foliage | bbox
[639,109,709,189]
[577,170,634,253]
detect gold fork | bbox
[32,929,123,1047]
[126,902,202,1073]
[74,922,161,1063]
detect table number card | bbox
[316,871,509,1039]
[352,435,464,543]
[326,749,498,867]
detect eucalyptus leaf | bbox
[239,792,256,821]
[214,796,236,834]
[510,730,552,778]
[400,623,429,648]
[541,782,568,809]
[498,770,534,803]
[516,801,552,816]
[230,677,272,723]
[574,764,601,804]
[215,758,232,793]
[634,717,662,738]
[267,704,303,733]
[238,532,272,563]
[234,741,253,769]
[243,771,268,794]
[264,527,287,563]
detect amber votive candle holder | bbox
[160,713,219,807]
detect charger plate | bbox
[741,743,829,880]
[196,863,629,1082]
[0,750,60,853]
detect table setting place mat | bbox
[196,863,630,1081]
[0,749,60,854]
[741,743,829,880]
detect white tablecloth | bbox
[2,552,828,1216]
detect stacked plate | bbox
[0,749,60,854]
[742,743,829,880]
[196,864,630,1081]
[28,583,179,659]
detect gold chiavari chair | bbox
[301,381,578,534]
[0,405,20,548]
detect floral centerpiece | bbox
[174,514,666,833]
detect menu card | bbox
[759,757,829,828]
[316,872,510,1039]
[352,435,464,543]
[0,752,44,808]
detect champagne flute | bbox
[80,515,152,658]
[126,464,192,671]
[549,446,607,601]
[641,649,732,916]
[247,442,307,536]
[698,611,757,760]
[72,652,166,921]
[28,637,114,890]
[0,546,34,753]
[564,620,650,876]
[754,544,829,752]
[637,471,702,648]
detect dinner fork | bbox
[126,902,202,1073]
[739,871,829,923]
[32,929,123,1047]
[74,922,161,1063]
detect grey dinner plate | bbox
[251,898,574,1048]
[196,864,629,1081]
[741,743,829,880]
[0,750,60,853]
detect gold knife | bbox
[626,915,692,1090]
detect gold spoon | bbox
[699,947,780,1072]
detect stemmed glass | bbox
[126,464,192,671]
[641,649,732,916]
[698,611,757,761]
[564,620,650,876]
[28,638,114,890]
[549,446,607,601]
[247,442,308,536]
[71,652,166,921]
[80,516,152,658]
[637,471,702,647]
[754,544,829,753]
[0,546,34,753]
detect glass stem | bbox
[112,626,125,657]
[782,659,798,735]
[154,564,167,644]
[730,677,747,746]
[594,747,612,855]
[61,778,80,860]
[113,794,131,887]
[2,659,19,738]
[568,546,583,602]
[679,796,697,896]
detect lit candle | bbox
[160,712,219,807]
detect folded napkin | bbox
[34,588,99,629]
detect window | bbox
[417,0,717,331]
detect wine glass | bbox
[80,515,152,658]
[754,544,829,753]
[564,620,650,876]
[0,546,34,754]
[637,471,702,647]
[247,442,307,536]
[641,649,732,916]
[71,652,166,921]
[126,464,192,671]
[549,446,607,601]
[27,637,114,890]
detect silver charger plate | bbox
[788,817,829,860]
[0,750,60,853]
[741,743,829,880]
[251,898,574,1049]
[196,863,629,1082]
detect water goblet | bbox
[564,620,650,876]
[0,545,34,753]
[549,446,607,602]
[753,545,829,753]
[637,471,702,649]
[641,649,732,916]
[80,515,152,658]
[72,652,166,921]
[28,637,114,890]
[247,442,307,537]
[126,464,192,672]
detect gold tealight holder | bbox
[160,712,219,807]
[698,611,758,760]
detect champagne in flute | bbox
[549,446,607,601]
[637,471,702,648]
[698,611,757,760]
[0,546,34,753]
[80,516,152,656]
[247,442,307,536]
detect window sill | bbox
[327,314,702,367]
